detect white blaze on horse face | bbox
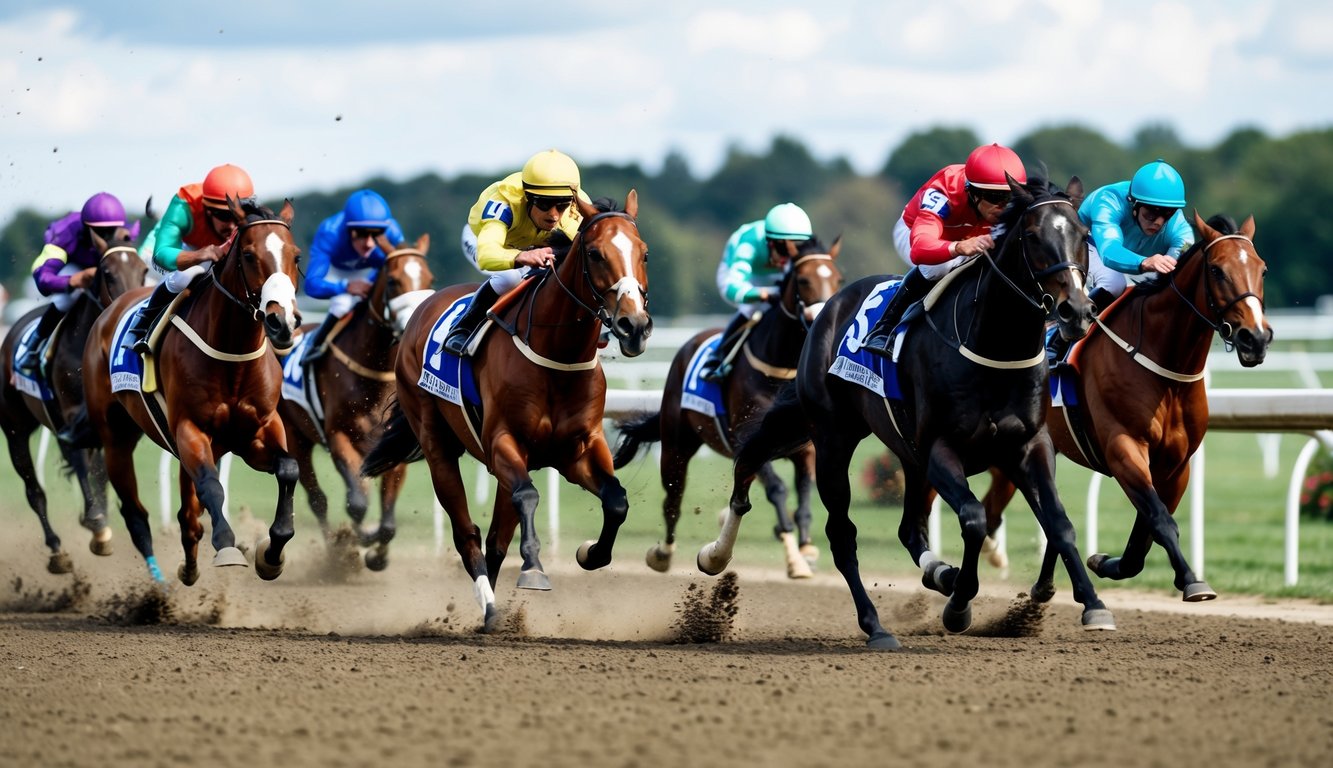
[389,289,435,332]
[815,264,834,280]
[260,272,298,327]
[609,231,647,307]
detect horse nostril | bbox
[1056,301,1076,323]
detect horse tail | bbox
[612,411,661,469]
[361,402,424,478]
[59,404,100,450]
[734,381,811,466]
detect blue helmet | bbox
[1128,160,1186,208]
[343,189,392,229]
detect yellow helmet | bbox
[521,149,580,196]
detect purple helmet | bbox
[80,192,127,227]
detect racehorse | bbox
[363,192,651,630]
[279,234,435,571]
[612,236,843,578]
[982,213,1271,602]
[0,229,147,573]
[71,198,303,584]
[699,175,1114,648]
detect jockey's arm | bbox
[144,196,195,272]
[474,219,521,271]
[302,224,345,299]
[29,243,70,296]
[720,239,768,304]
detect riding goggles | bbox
[528,195,573,213]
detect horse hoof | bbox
[799,543,820,563]
[1029,582,1057,604]
[1086,553,1109,576]
[47,551,74,575]
[697,544,730,576]
[178,562,200,586]
[213,546,248,568]
[866,631,902,651]
[941,601,972,634]
[364,548,389,572]
[516,569,552,591]
[575,540,604,570]
[1183,582,1217,602]
[254,538,285,581]
[920,563,955,596]
[481,604,499,634]
[786,558,813,580]
[1081,608,1117,631]
[645,543,673,573]
[89,537,113,557]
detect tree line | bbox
[2,123,1329,316]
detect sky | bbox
[1,0,1330,224]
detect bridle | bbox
[365,246,431,337]
[982,198,1086,314]
[1169,233,1263,345]
[778,252,836,331]
[88,244,141,312]
[207,217,293,321]
[542,210,646,337]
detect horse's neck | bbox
[961,253,1044,355]
[749,301,805,364]
[186,277,265,354]
[344,303,396,365]
[1116,265,1214,372]
[519,267,600,362]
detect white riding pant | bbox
[323,265,373,317]
[460,225,527,294]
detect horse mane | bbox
[238,198,279,224]
[546,197,623,257]
[1133,213,1239,296]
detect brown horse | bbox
[984,213,1271,602]
[363,192,651,630]
[0,230,148,573]
[612,236,843,578]
[279,235,435,571]
[70,198,303,584]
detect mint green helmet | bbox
[1129,159,1186,208]
[763,203,812,241]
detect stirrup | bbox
[699,362,729,382]
[863,332,893,357]
[443,329,472,356]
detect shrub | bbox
[1299,447,1333,522]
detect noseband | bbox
[209,217,292,321]
[983,198,1085,313]
[367,247,429,335]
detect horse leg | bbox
[648,429,701,573]
[557,436,627,572]
[924,442,988,634]
[980,467,1014,570]
[1098,462,1213,601]
[254,453,299,581]
[1004,442,1116,631]
[792,448,819,564]
[758,460,808,579]
[175,468,205,586]
[103,440,163,582]
[290,431,332,542]
[5,427,69,573]
[698,432,767,576]
[173,424,247,571]
[329,433,370,536]
[58,444,112,555]
[819,433,899,649]
[83,448,114,555]
[897,468,958,598]
[364,464,405,572]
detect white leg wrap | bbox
[472,575,496,613]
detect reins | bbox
[208,217,292,321]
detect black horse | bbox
[613,236,842,578]
[699,175,1114,649]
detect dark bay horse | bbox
[700,176,1113,648]
[0,230,147,573]
[279,234,435,571]
[72,198,303,584]
[363,192,651,630]
[983,213,1271,602]
[613,236,843,578]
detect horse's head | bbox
[777,236,843,325]
[88,226,148,306]
[1190,212,1272,367]
[1007,174,1095,342]
[570,190,652,357]
[371,233,435,336]
[223,197,303,351]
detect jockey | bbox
[1079,159,1193,300]
[863,143,1026,357]
[17,192,141,374]
[697,202,814,382]
[123,164,255,353]
[445,149,592,356]
[301,189,406,362]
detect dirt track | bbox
[2,534,1331,768]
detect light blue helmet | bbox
[763,203,812,241]
[343,189,392,229]
[1128,160,1186,208]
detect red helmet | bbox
[201,164,254,208]
[964,144,1026,191]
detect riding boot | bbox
[699,311,749,382]
[863,268,932,357]
[1089,287,1117,314]
[16,303,64,374]
[122,282,175,355]
[443,283,500,357]
[1047,327,1071,367]
[301,313,339,363]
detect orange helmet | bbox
[964,144,1026,191]
[201,164,254,208]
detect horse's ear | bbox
[1006,172,1031,204]
[829,235,842,260]
[1192,210,1219,242]
[1066,176,1085,207]
[279,199,295,226]
[574,191,599,220]
[374,233,393,254]
[624,189,638,219]
[416,233,430,252]
[1239,215,1256,240]
[89,227,108,253]
[225,194,246,222]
